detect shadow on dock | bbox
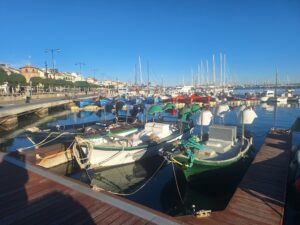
[0,152,96,225]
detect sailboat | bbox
[160,106,257,182]
[268,70,288,104]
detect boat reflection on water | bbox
[88,156,167,194]
[261,102,300,112]
[261,103,275,112]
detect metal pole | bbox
[200,110,203,141]
[45,48,60,79]
[242,108,244,146]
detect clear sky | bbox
[0,0,299,85]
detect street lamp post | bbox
[75,62,85,94]
[45,48,60,79]
[75,62,85,76]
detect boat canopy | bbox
[148,105,164,114]
[163,103,176,110]
[191,104,201,113]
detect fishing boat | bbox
[268,70,288,104]
[90,155,165,194]
[160,107,257,182]
[99,98,113,107]
[72,105,190,169]
[24,120,117,145]
[260,90,275,102]
[75,98,94,108]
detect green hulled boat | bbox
[161,125,253,182]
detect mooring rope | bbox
[72,136,93,169]
[171,162,184,204]
[97,158,167,196]
[18,132,69,152]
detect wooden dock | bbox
[177,130,291,225]
[0,130,291,225]
[0,152,180,225]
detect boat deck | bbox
[176,130,291,225]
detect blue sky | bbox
[0,0,299,85]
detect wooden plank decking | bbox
[0,152,180,225]
[177,131,291,225]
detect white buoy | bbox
[238,107,258,146]
[197,109,213,141]
[239,107,257,125]
[215,104,230,117]
[197,110,213,126]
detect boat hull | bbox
[173,140,253,182]
[89,133,184,168]
[175,156,244,182]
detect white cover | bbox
[239,108,257,124]
[215,104,230,117]
[197,110,213,126]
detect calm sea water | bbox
[1,98,300,216]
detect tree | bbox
[43,78,55,89]
[74,81,89,88]
[0,68,8,85]
[31,77,44,86]
[7,73,26,86]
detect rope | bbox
[99,158,167,196]
[72,136,93,169]
[93,145,125,167]
[18,132,69,151]
[25,131,54,148]
[73,134,131,169]
[170,156,185,166]
[172,162,184,204]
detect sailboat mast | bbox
[197,64,200,87]
[139,56,143,85]
[191,69,194,86]
[206,60,209,85]
[147,61,150,94]
[220,53,223,87]
[275,69,278,97]
[212,54,216,85]
[223,54,226,87]
[134,64,137,85]
[200,60,204,86]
